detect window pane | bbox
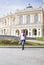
[38,29,40,30]
[5,19,6,25]
[29,32,31,36]
[29,29,31,31]
[38,31,40,35]
[27,15,30,23]
[19,16,23,24]
[34,14,38,22]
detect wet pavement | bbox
[0,48,44,65]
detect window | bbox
[33,29,37,35]
[5,19,6,25]
[19,16,23,24]
[38,31,40,35]
[16,29,19,35]
[34,14,38,22]
[38,29,40,36]
[7,18,10,25]
[29,29,31,31]
[29,32,31,36]
[27,15,30,23]
[4,29,6,35]
[38,29,40,31]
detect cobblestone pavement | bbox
[0,48,44,65]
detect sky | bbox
[0,0,42,18]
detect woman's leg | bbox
[22,40,24,50]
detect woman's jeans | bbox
[21,40,25,50]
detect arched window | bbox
[21,29,28,35]
[19,16,23,24]
[27,15,30,23]
[16,29,19,35]
[25,29,28,35]
[34,14,38,22]
[32,29,37,36]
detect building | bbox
[0,0,44,38]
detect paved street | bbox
[0,48,44,65]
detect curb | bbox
[0,46,44,48]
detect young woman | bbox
[20,30,26,50]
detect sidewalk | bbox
[0,46,44,48]
[26,40,44,44]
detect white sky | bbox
[0,0,42,18]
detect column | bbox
[31,29,32,37]
[28,29,29,37]
[19,29,21,35]
[23,15,27,24]
[40,28,42,37]
[37,29,38,37]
